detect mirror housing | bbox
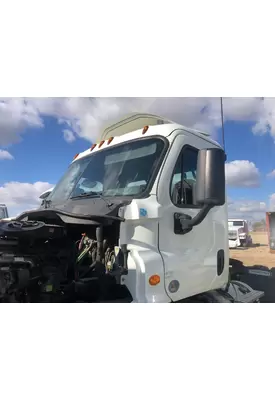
[39,188,54,200]
[174,147,226,235]
[195,148,226,207]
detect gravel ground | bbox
[229,232,275,268]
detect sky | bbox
[1,97,275,221]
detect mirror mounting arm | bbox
[189,204,212,228]
[174,205,213,235]
[173,147,225,235]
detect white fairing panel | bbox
[118,197,170,303]
[157,131,229,302]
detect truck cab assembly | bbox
[0,114,264,302]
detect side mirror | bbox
[39,188,53,200]
[174,148,226,235]
[195,148,226,206]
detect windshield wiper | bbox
[71,192,114,208]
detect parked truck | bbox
[228,218,252,248]
[0,113,263,302]
[0,204,8,220]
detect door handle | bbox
[217,249,225,276]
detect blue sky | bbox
[225,121,274,201]
[0,97,274,220]
[0,117,89,185]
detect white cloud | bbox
[269,193,275,211]
[0,149,13,160]
[225,160,260,187]
[228,199,267,221]
[0,181,53,217]
[267,169,275,178]
[63,129,76,143]
[0,98,43,146]
[1,97,275,146]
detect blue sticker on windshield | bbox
[139,208,147,217]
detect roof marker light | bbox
[90,144,97,151]
[98,140,105,148]
[107,137,114,145]
[142,126,149,135]
[73,153,79,160]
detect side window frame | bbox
[169,144,201,209]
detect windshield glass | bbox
[49,137,166,203]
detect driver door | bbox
[157,133,227,302]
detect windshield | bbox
[49,137,166,204]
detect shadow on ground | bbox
[230,258,275,302]
[230,243,266,251]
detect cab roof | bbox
[73,113,221,162]
[99,112,211,141]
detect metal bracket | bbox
[174,212,192,235]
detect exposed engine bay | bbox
[0,211,131,302]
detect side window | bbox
[170,146,199,207]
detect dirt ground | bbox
[229,232,275,268]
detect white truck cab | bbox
[228,219,252,248]
[51,113,229,302]
[6,113,261,303]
